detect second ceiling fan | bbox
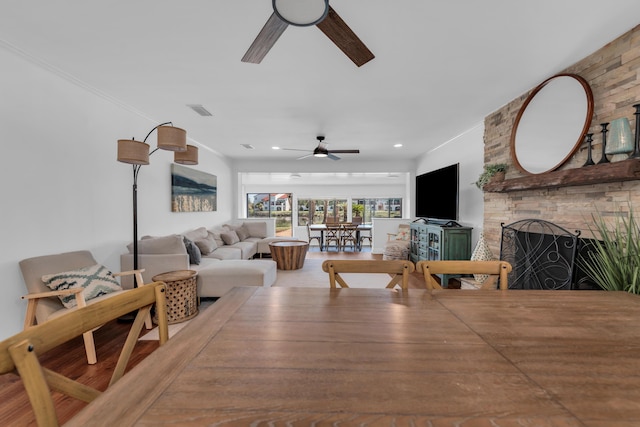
[242,0,374,67]
[281,136,359,160]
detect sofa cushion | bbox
[197,260,277,297]
[183,227,208,242]
[42,264,122,309]
[221,230,240,245]
[230,240,258,259]
[195,232,218,255]
[127,234,187,255]
[205,246,242,260]
[183,236,202,265]
[243,221,267,238]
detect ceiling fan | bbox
[242,0,374,67]
[281,136,360,160]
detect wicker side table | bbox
[152,270,198,324]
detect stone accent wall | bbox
[483,24,640,254]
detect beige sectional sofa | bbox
[120,220,279,297]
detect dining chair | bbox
[306,223,324,250]
[415,260,512,290]
[322,259,415,289]
[324,224,342,251]
[0,281,169,427]
[340,223,359,251]
[358,226,372,250]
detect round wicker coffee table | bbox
[152,270,199,324]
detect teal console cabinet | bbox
[410,221,472,287]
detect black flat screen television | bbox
[415,163,459,221]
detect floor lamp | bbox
[117,122,198,273]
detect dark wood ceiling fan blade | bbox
[316,6,374,67]
[328,149,360,154]
[241,13,288,64]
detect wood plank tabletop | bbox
[67,287,640,426]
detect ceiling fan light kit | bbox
[273,0,328,26]
[242,0,374,67]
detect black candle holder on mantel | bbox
[628,103,640,159]
[583,133,595,166]
[597,122,610,164]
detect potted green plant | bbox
[578,206,640,294]
[474,163,507,189]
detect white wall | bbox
[415,123,485,245]
[0,47,232,340]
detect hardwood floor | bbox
[0,320,160,426]
[0,249,425,425]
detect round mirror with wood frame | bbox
[510,73,594,175]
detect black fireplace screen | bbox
[500,219,580,290]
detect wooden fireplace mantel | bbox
[483,158,640,192]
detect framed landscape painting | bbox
[171,164,217,212]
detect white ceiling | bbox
[1,1,638,163]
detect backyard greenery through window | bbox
[297,199,347,225]
[297,198,402,225]
[247,193,292,236]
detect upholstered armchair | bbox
[382,223,411,260]
[19,250,149,364]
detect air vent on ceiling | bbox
[186,104,213,117]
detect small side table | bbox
[269,241,309,270]
[152,270,198,324]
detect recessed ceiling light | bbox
[272,146,281,150]
[186,104,213,117]
[394,143,403,148]
[241,144,254,149]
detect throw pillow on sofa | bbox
[183,236,202,265]
[221,230,240,245]
[195,232,218,255]
[42,264,122,309]
[235,225,250,241]
[183,227,208,242]
[209,228,226,247]
[225,223,252,241]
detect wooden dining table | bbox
[68,287,640,426]
[310,223,372,250]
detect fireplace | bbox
[499,219,604,290]
[500,219,580,290]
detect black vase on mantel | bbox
[597,123,610,164]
